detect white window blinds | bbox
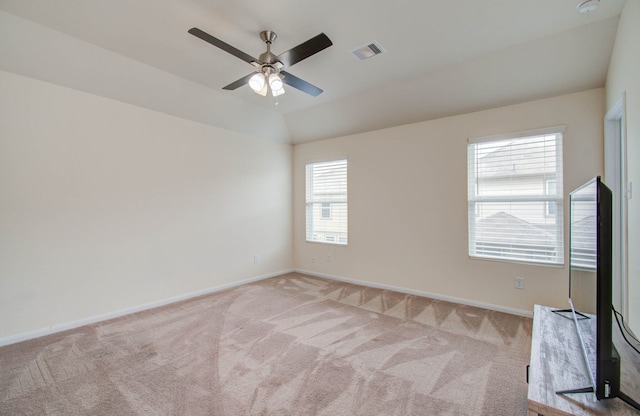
[306,159,348,245]
[467,127,564,265]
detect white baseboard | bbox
[295,269,533,318]
[0,269,294,347]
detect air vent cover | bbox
[350,41,386,61]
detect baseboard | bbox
[0,269,294,347]
[295,269,533,318]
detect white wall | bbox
[0,70,293,340]
[294,89,605,314]
[606,0,640,334]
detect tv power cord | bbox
[613,305,640,355]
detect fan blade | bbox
[222,73,256,90]
[276,33,332,68]
[188,28,259,65]
[280,71,323,97]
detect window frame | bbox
[305,158,348,246]
[467,126,565,266]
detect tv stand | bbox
[551,308,590,321]
[555,386,596,395]
[528,305,640,415]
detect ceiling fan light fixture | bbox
[268,73,284,91]
[249,72,266,92]
[255,83,268,96]
[271,86,285,97]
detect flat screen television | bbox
[555,176,639,410]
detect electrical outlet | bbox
[515,277,525,290]
[326,253,332,262]
[311,256,316,263]
[253,255,260,264]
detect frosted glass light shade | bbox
[271,86,285,97]
[268,73,283,90]
[249,73,266,92]
[255,84,268,96]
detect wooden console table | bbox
[528,305,640,415]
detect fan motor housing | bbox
[260,30,277,44]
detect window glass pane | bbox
[321,202,331,219]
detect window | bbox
[306,159,347,245]
[467,127,564,265]
[321,202,332,219]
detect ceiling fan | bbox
[188,27,333,97]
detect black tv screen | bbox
[567,176,618,400]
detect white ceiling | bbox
[0,0,626,144]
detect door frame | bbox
[604,93,628,316]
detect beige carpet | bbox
[0,273,532,415]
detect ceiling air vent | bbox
[350,41,386,61]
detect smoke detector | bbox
[576,0,599,13]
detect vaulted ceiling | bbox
[0,0,626,144]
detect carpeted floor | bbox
[0,272,532,415]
